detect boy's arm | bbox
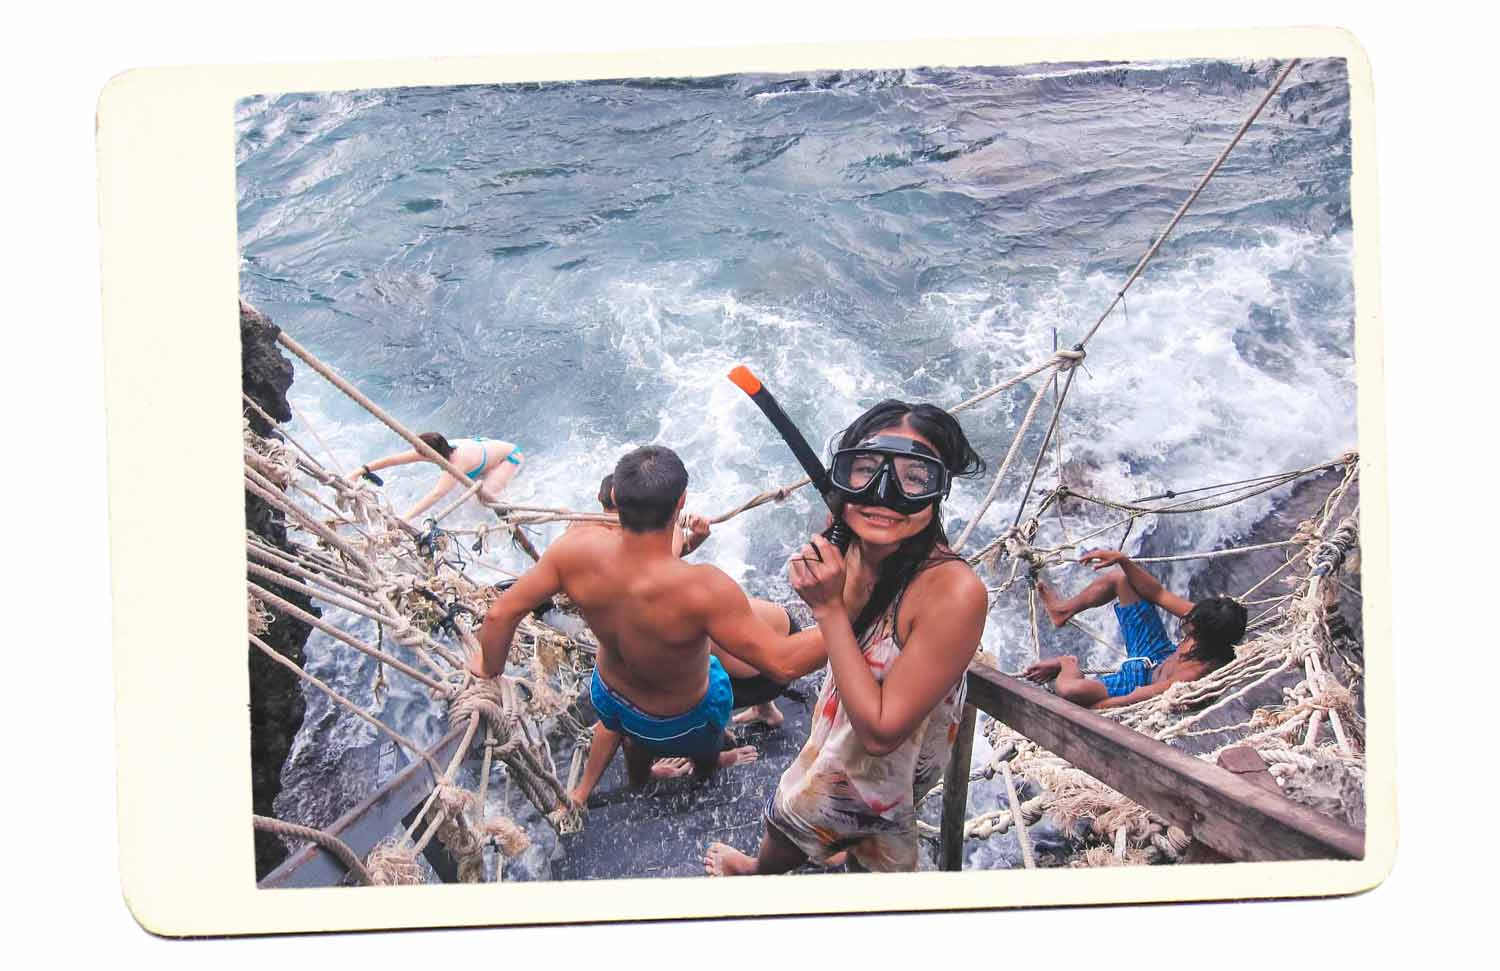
[469,542,567,678]
[1083,549,1194,618]
[697,570,825,683]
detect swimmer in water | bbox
[351,432,525,522]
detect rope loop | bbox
[1054,346,1087,370]
[449,677,509,731]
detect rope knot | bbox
[390,623,426,649]
[449,677,509,730]
[433,782,476,819]
[1054,347,1086,370]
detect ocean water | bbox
[237,57,1356,873]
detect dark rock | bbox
[241,299,320,879]
[240,300,294,436]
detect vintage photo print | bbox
[99,27,1390,935]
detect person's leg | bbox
[704,820,809,876]
[570,724,698,802]
[621,736,654,788]
[717,599,790,727]
[710,598,790,677]
[478,457,521,504]
[569,722,623,807]
[687,744,760,783]
[1037,569,1132,627]
[1052,656,1110,708]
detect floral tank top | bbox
[765,587,967,872]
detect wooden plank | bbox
[258,725,471,888]
[963,665,1364,862]
[939,704,977,871]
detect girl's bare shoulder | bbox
[907,555,987,613]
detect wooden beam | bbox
[961,665,1364,862]
[258,725,471,889]
[939,704,977,871]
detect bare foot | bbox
[824,850,849,868]
[1036,581,1071,628]
[1021,658,1063,683]
[718,745,760,769]
[732,702,785,728]
[704,842,758,876]
[650,758,694,780]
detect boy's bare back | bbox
[548,525,722,716]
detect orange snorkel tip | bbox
[728,365,763,397]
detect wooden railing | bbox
[259,725,469,888]
[939,663,1365,868]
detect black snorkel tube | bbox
[728,365,853,553]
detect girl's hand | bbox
[789,533,845,616]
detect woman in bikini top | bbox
[351,431,525,522]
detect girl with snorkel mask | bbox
[706,399,988,875]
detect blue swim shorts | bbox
[1097,600,1178,698]
[589,655,732,758]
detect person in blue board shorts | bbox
[1022,549,1247,710]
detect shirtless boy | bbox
[589,472,792,730]
[467,445,826,804]
[1022,549,1248,710]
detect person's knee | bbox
[1055,681,1087,703]
[1058,678,1107,707]
[748,598,791,635]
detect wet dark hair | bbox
[612,446,688,533]
[835,400,986,638]
[418,432,455,460]
[1181,596,1249,668]
[598,474,616,512]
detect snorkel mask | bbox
[829,435,951,515]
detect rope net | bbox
[246,332,1363,877]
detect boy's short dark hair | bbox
[1182,596,1249,668]
[597,474,616,512]
[612,446,687,532]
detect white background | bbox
[3,0,1489,962]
